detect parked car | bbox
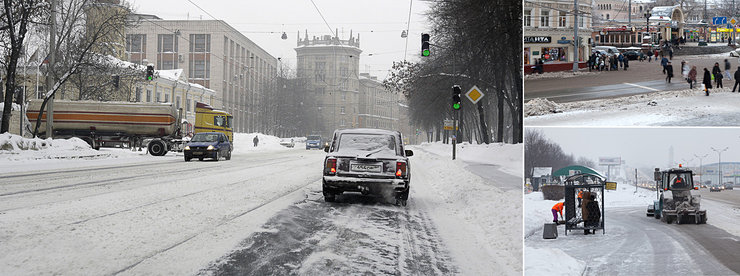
[731,49,740,57]
[183,132,232,161]
[623,50,645,60]
[279,138,295,148]
[593,46,620,56]
[306,135,322,150]
[322,128,413,205]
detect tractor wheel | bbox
[700,214,707,224]
[655,211,662,220]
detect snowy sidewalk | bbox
[525,87,740,126]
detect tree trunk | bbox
[478,101,490,144]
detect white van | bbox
[592,46,620,56]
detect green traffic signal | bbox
[422,49,430,56]
[453,102,460,110]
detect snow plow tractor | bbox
[647,167,707,224]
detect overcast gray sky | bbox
[531,127,740,168]
[130,0,431,79]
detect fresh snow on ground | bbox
[525,87,740,126]
[525,247,585,276]
[409,142,523,275]
[415,141,522,176]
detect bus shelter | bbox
[564,173,605,235]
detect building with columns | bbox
[523,0,593,67]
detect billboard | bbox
[599,157,621,166]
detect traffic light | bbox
[421,33,430,57]
[452,85,461,110]
[146,64,154,81]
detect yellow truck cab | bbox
[195,102,233,143]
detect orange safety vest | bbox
[578,190,583,199]
[552,202,564,215]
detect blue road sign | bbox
[713,16,728,25]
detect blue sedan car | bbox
[184,132,232,161]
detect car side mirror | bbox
[324,145,330,152]
[405,150,414,157]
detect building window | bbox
[158,33,178,69]
[187,98,191,112]
[341,106,345,114]
[524,9,531,27]
[125,34,146,65]
[176,96,181,110]
[190,60,209,79]
[315,61,326,82]
[540,10,550,27]
[165,93,170,103]
[541,47,568,62]
[146,90,152,102]
[156,92,161,102]
[135,87,142,102]
[189,34,211,53]
[558,11,567,27]
[189,34,211,81]
[607,14,610,20]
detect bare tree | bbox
[0,0,47,134]
[32,0,132,136]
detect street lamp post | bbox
[695,154,708,186]
[711,147,728,186]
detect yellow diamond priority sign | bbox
[732,17,738,25]
[465,85,484,104]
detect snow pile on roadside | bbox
[524,98,563,116]
[233,133,293,153]
[416,141,522,176]
[525,87,740,126]
[525,247,585,276]
[524,70,598,81]
[0,132,107,161]
[605,184,655,207]
[688,51,735,59]
[0,102,21,112]
[411,143,523,275]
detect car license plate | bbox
[350,162,382,173]
[193,152,203,155]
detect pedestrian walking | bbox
[688,66,697,89]
[618,53,624,68]
[669,48,674,60]
[661,56,669,74]
[713,62,722,87]
[253,135,259,147]
[647,50,653,62]
[733,67,740,92]
[666,61,674,83]
[654,49,659,59]
[623,57,629,70]
[725,59,732,80]
[703,68,713,96]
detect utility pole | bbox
[46,0,57,138]
[573,0,580,72]
[695,154,708,186]
[635,168,638,193]
[711,147,728,186]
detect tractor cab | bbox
[647,167,706,224]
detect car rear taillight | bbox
[326,158,337,175]
[396,161,407,178]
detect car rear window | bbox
[337,133,396,156]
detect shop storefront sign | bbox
[524,36,552,43]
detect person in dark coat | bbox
[253,135,259,147]
[623,57,629,70]
[647,50,653,62]
[666,61,674,83]
[725,59,733,80]
[703,68,713,96]
[733,66,740,92]
[661,57,669,74]
[584,194,601,235]
[713,62,724,88]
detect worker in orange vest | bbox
[552,202,564,223]
[578,190,583,207]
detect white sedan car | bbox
[279,138,295,148]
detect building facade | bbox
[523,0,593,66]
[125,16,277,133]
[295,31,362,138]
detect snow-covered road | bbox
[0,137,522,275]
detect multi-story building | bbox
[295,31,361,138]
[523,0,593,68]
[358,73,399,131]
[125,15,277,133]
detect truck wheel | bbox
[323,192,336,202]
[185,156,191,162]
[226,151,231,160]
[148,140,167,156]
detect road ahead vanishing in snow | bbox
[0,137,522,275]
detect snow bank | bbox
[525,87,740,126]
[415,141,522,176]
[524,98,563,116]
[0,102,21,112]
[524,70,599,80]
[0,133,106,161]
[410,143,523,275]
[233,133,294,153]
[525,247,585,276]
